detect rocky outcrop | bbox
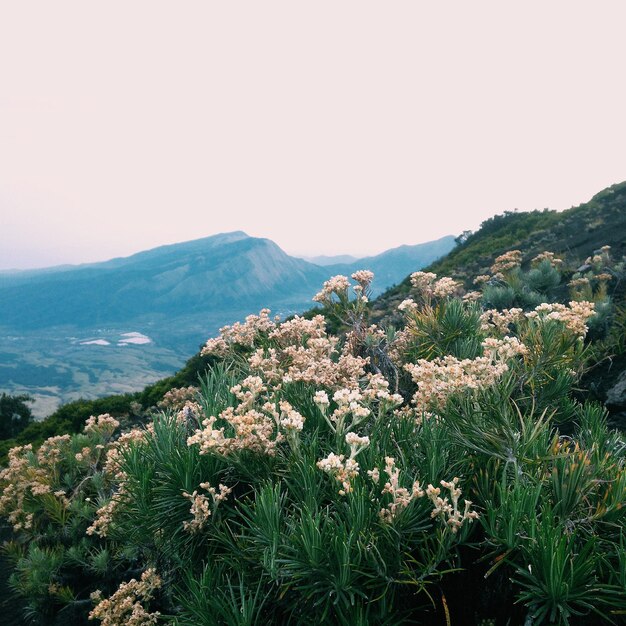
[606,369,626,408]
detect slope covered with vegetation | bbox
[370,182,626,429]
[372,181,626,312]
[1,234,625,625]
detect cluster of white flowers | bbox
[462,290,482,303]
[481,336,529,361]
[104,429,147,480]
[426,478,479,533]
[317,430,370,495]
[410,271,437,294]
[201,309,277,356]
[405,355,509,412]
[279,401,305,432]
[0,433,82,532]
[473,274,491,286]
[378,457,424,522]
[182,482,232,533]
[175,401,203,426]
[84,414,120,438]
[86,485,128,538]
[568,277,590,289]
[480,308,524,334]
[351,270,374,290]
[361,373,404,407]
[398,298,418,313]
[526,301,596,338]
[490,250,522,274]
[327,388,371,430]
[370,459,478,531]
[532,251,563,268]
[409,271,462,301]
[268,314,326,346]
[89,569,161,626]
[313,274,351,304]
[596,273,613,282]
[345,432,370,457]
[187,376,284,457]
[584,245,611,270]
[317,453,360,496]
[313,390,330,407]
[433,277,462,298]
[158,386,199,410]
[247,315,368,390]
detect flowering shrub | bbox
[1,253,625,625]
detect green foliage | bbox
[0,393,34,440]
[526,260,562,294]
[514,518,626,625]
[403,299,483,362]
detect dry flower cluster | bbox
[526,301,596,338]
[480,308,525,334]
[317,452,361,496]
[531,251,563,268]
[201,308,277,356]
[84,414,120,438]
[182,482,232,533]
[0,434,73,532]
[89,569,161,626]
[312,274,351,304]
[490,250,522,274]
[404,353,510,412]
[409,271,461,301]
[187,376,283,456]
[86,485,127,538]
[378,456,425,522]
[426,477,479,533]
[158,386,199,410]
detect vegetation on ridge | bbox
[371,181,626,318]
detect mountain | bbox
[339,236,456,295]
[4,180,625,440]
[0,232,329,330]
[0,231,453,416]
[0,232,456,329]
[303,254,360,266]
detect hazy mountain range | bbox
[0,232,455,416]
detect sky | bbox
[1,2,625,270]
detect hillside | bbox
[368,181,626,428]
[429,182,626,280]
[372,181,626,319]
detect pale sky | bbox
[1,2,625,270]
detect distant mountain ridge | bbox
[0,233,319,330]
[303,254,360,266]
[336,236,456,291]
[0,232,455,330]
